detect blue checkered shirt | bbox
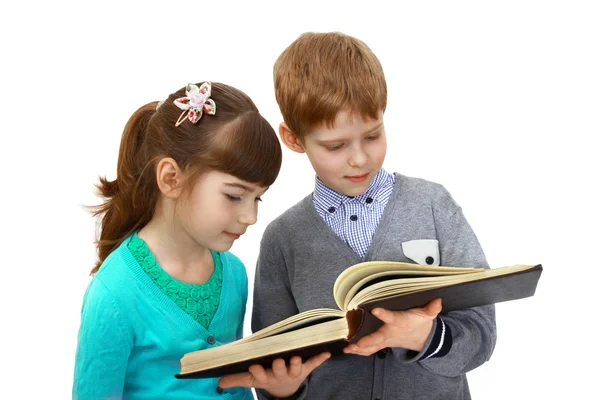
[312,169,396,258]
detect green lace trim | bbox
[128,233,223,329]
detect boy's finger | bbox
[356,330,385,348]
[344,343,379,356]
[371,308,397,324]
[425,298,443,316]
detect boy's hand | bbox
[218,352,331,398]
[343,298,442,356]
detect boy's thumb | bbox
[427,298,443,315]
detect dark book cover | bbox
[176,264,542,379]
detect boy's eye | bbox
[366,133,380,141]
[327,143,344,151]
[225,194,242,202]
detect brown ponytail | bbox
[88,82,282,275]
[89,102,160,274]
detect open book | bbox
[176,261,542,379]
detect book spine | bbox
[345,308,365,342]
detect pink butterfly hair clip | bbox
[173,82,217,127]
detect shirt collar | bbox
[313,168,395,214]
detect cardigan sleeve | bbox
[415,185,497,377]
[73,278,133,400]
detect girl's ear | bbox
[156,157,185,199]
[279,122,305,154]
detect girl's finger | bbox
[248,364,269,385]
[288,356,302,378]
[303,352,331,373]
[272,358,288,379]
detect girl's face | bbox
[176,170,267,252]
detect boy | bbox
[224,32,496,400]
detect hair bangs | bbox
[207,113,282,187]
[275,32,387,138]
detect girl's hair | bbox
[274,32,387,139]
[89,82,282,274]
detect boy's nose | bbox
[348,147,368,168]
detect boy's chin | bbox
[318,172,377,196]
[333,181,372,197]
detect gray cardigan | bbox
[252,173,496,400]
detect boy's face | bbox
[298,110,387,197]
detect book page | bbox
[236,308,344,344]
[346,264,536,310]
[334,261,480,310]
[180,317,349,375]
[339,269,483,311]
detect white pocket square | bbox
[401,239,440,266]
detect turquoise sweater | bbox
[73,235,253,400]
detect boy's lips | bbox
[224,231,243,240]
[345,172,369,183]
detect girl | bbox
[73,81,281,399]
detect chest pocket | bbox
[401,239,440,266]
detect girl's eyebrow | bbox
[225,182,268,195]
[224,182,253,191]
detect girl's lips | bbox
[224,232,242,240]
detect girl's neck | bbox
[138,214,215,285]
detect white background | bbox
[1,1,598,398]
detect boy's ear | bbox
[156,157,185,199]
[279,122,305,154]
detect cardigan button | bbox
[207,336,216,345]
[426,256,434,265]
[376,349,387,359]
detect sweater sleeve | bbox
[416,186,497,377]
[73,278,133,400]
[237,266,249,340]
[252,225,310,400]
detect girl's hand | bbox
[344,298,442,356]
[218,352,330,398]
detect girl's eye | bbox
[226,194,242,202]
[366,134,380,141]
[327,144,344,151]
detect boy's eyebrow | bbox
[316,123,384,144]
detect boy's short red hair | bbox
[274,32,387,139]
